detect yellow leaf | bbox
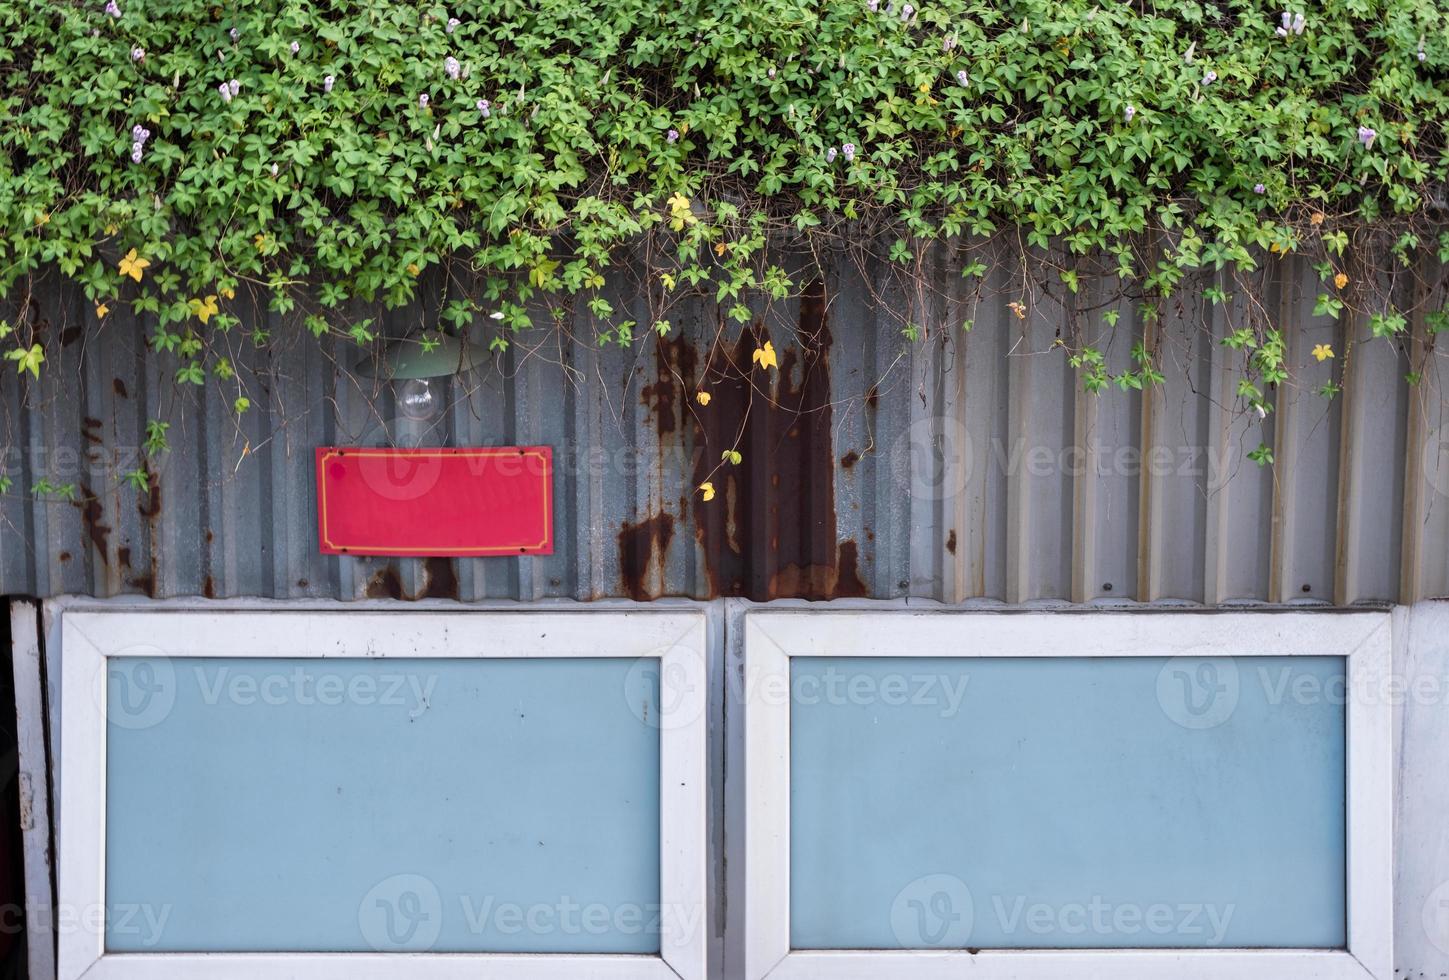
[188,295,219,324]
[220,286,236,300]
[118,248,150,282]
[95,303,109,319]
[1309,212,1325,226]
[34,212,50,227]
[699,481,716,501]
[917,82,930,94]
[1008,301,1027,319]
[714,242,727,257]
[667,192,697,232]
[752,340,778,370]
[1334,272,1348,289]
[1312,344,1334,362]
[254,234,268,252]
[695,391,711,406]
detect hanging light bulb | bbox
[396,377,440,422]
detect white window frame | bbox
[743,610,1393,980]
[59,607,708,980]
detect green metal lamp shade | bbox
[356,333,489,380]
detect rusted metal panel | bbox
[1,254,1446,603]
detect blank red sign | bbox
[315,447,553,556]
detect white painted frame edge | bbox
[58,608,709,980]
[742,610,1394,980]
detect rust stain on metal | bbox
[74,486,110,564]
[618,513,676,600]
[112,378,129,398]
[420,557,459,600]
[365,566,405,600]
[946,529,957,555]
[137,464,161,519]
[689,279,867,599]
[640,336,699,437]
[840,450,860,469]
[361,558,460,601]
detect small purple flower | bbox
[1357,125,1376,148]
[218,82,232,103]
[444,56,460,79]
[826,146,838,162]
[229,27,239,41]
[1124,104,1136,122]
[418,93,429,108]
[131,124,144,141]
[130,46,143,61]
[104,0,120,17]
[290,40,299,54]
[943,35,956,52]
[446,17,459,33]
[91,27,99,36]
[900,2,914,19]
[1291,12,1305,34]
[1253,183,1266,194]
[1202,70,1217,84]
[270,162,279,177]
[1418,47,1427,62]
[323,74,335,92]
[842,142,856,162]
[666,128,679,143]
[867,0,879,10]
[476,99,491,117]
[228,78,239,97]
[130,142,143,163]
[955,69,969,87]
[767,67,776,80]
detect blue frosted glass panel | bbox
[790,656,1346,950]
[105,657,660,953]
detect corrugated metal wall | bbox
[2,247,1446,603]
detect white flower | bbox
[842,142,856,162]
[446,17,459,33]
[1124,104,1136,122]
[323,74,335,93]
[229,78,240,96]
[289,40,299,54]
[1202,70,1217,84]
[955,69,969,87]
[489,311,505,320]
[418,93,429,108]
[826,146,837,162]
[218,82,232,103]
[130,46,144,61]
[444,56,460,80]
[270,162,279,177]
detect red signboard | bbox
[315,447,553,556]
